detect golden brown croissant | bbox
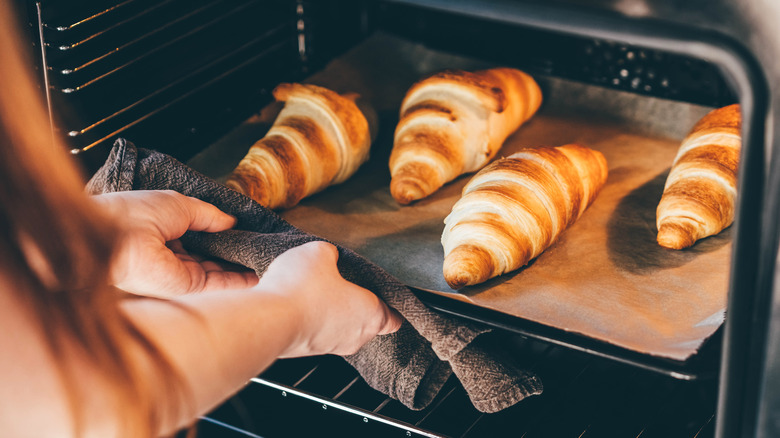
[226,83,376,209]
[656,104,741,249]
[441,144,608,289]
[389,68,542,205]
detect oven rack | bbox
[31,0,297,163]
[28,0,370,171]
[193,334,717,438]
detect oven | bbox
[17,0,780,437]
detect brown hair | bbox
[0,1,186,435]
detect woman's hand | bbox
[94,191,401,355]
[93,190,258,297]
[257,241,403,357]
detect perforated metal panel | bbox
[374,2,736,108]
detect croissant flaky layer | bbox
[442,144,608,289]
[656,104,741,249]
[389,67,542,205]
[226,83,375,210]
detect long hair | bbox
[0,2,185,435]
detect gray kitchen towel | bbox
[86,138,542,413]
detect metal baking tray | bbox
[188,32,728,380]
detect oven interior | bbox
[23,0,766,437]
[28,0,735,169]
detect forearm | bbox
[0,242,398,437]
[121,287,302,434]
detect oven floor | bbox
[189,333,717,438]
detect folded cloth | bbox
[86,138,542,413]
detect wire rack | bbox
[196,334,717,438]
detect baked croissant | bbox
[656,104,741,249]
[389,68,542,205]
[226,83,376,209]
[441,144,608,289]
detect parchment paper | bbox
[188,32,728,361]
